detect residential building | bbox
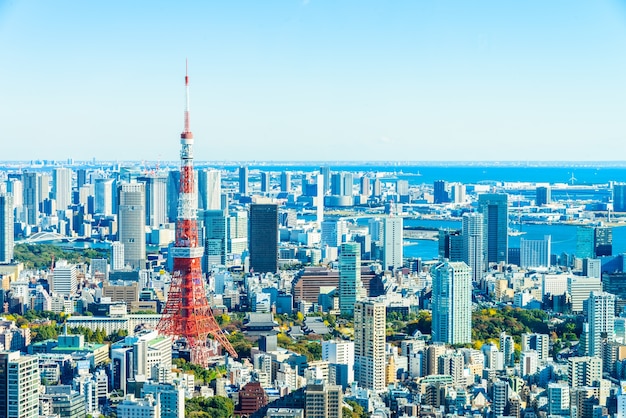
[354,300,386,393]
[431,261,472,345]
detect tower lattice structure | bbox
[157,65,237,365]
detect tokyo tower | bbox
[157,64,237,365]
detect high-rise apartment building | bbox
[118,183,146,270]
[520,235,551,269]
[354,300,386,393]
[249,203,278,273]
[321,219,347,248]
[137,175,167,228]
[568,356,602,388]
[383,216,403,270]
[0,193,14,263]
[198,169,221,210]
[547,383,570,416]
[478,193,508,265]
[359,176,370,197]
[322,340,355,387]
[52,167,73,211]
[585,291,615,358]
[239,166,249,196]
[431,261,472,345]
[305,381,342,418]
[0,351,40,418]
[339,242,362,316]
[228,210,248,257]
[462,212,484,281]
[521,333,550,363]
[110,241,125,271]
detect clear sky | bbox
[1,1,626,162]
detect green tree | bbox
[185,396,234,418]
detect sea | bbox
[403,219,626,261]
[228,163,626,186]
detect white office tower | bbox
[111,241,125,271]
[354,300,386,393]
[0,351,40,418]
[321,219,347,248]
[462,212,484,281]
[547,383,570,416]
[521,333,550,363]
[586,291,615,357]
[431,261,472,345]
[567,276,602,313]
[322,340,355,386]
[52,262,77,296]
[52,167,73,211]
[117,394,160,418]
[118,182,146,270]
[141,383,185,418]
[383,216,403,270]
[338,242,362,316]
[0,192,14,263]
[583,258,601,279]
[568,356,602,388]
[94,178,114,216]
[198,169,221,210]
[520,236,551,269]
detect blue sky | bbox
[1,1,626,162]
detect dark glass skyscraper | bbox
[478,193,508,265]
[249,203,278,274]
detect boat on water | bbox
[508,229,527,236]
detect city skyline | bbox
[2,1,626,162]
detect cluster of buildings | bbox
[2,162,626,417]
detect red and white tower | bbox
[157,64,237,365]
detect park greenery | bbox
[13,243,109,269]
[172,358,226,385]
[184,395,234,418]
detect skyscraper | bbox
[249,203,278,273]
[478,193,508,265]
[594,226,612,257]
[382,216,403,270]
[433,180,449,204]
[166,170,181,223]
[354,300,386,393]
[52,167,73,211]
[520,235,551,268]
[94,178,114,216]
[202,209,228,268]
[320,166,331,195]
[576,226,595,259]
[52,262,78,296]
[280,171,291,193]
[0,351,40,418]
[585,291,615,358]
[198,169,221,210]
[22,172,39,225]
[239,166,249,196]
[431,261,472,345]
[613,183,626,212]
[260,172,270,193]
[536,186,551,206]
[339,242,362,316]
[118,183,146,269]
[0,193,14,263]
[137,174,167,228]
[462,212,484,281]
